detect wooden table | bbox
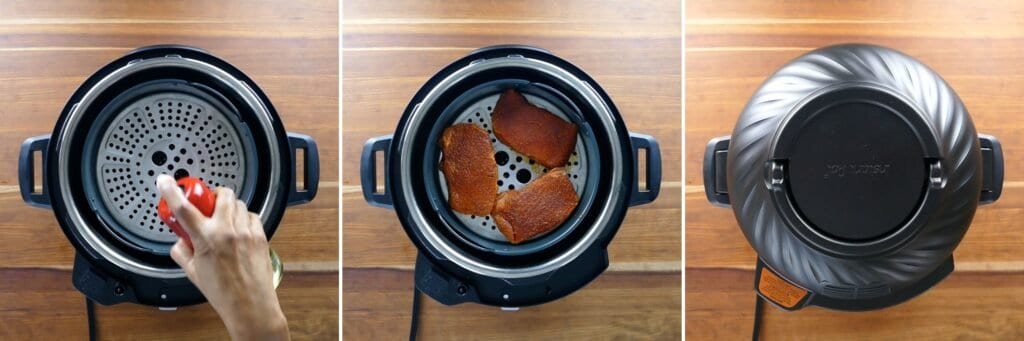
[687,1,1024,339]
[0,1,338,339]
[342,0,681,339]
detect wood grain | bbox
[0,268,337,340]
[342,0,681,339]
[687,0,1024,339]
[344,268,681,340]
[0,0,338,339]
[687,268,1024,340]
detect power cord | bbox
[86,297,98,341]
[409,286,422,341]
[751,294,764,341]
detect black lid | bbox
[721,44,995,311]
[772,86,936,243]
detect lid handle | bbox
[979,134,1003,205]
[704,136,731,207]
[361,135,394,209]
[19,135,51,209]
[628,133,661,206]
[286,133,320,206]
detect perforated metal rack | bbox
[92,91,254,249]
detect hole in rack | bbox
[174,169,190,180]
[516,169,531,183]
[495,151,509,166]
[151,151,167,166]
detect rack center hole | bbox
[152,151,167,166]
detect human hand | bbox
[156,175,290,340]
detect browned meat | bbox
[491,89,578,168]
[492,168,579,244]
[440,123,498,215]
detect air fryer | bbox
[18,45,320,308]
[360,45,662,309]
[703,44,1004,316]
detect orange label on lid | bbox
[758,267,808,309]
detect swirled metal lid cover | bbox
[703,44,1004,311]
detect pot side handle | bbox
[19,135,51,209]
[704,136,731,207]
[628,133,661,206]
[979,134,1003,205]
[361,135,394,209]
[286,133,320,206]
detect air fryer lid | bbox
[776,87,928,241]
[768,85,948,256]
[703,44,1004,311]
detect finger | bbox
[213,187,237,217]
[249,211,266,239]
[157,175,206,239]
[169,240,195,275]
[212,187,237,233]
[233,200,251,238]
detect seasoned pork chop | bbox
[440,123,498,215]
[492,89,577,168]
[492,168,578,244]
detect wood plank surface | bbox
[1,268,337,340]
[687,268,1024,340]
[686,0,1024,339]
[342,0,681,339]
[0,0,338,339]
[344,268,681,340]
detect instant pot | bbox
[19,45,319,307]
[703,44,1003,312]
[361,45,661,307]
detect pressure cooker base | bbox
[72,253,202,307]
[413,247,609,307]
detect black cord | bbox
[751,294,764,341]
[409,286,421,341]
[86,297,98,341]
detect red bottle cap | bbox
[157,177,216,249]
